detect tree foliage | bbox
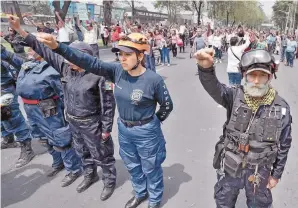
[207,1,266,27]
[29,1,52,15]
[272,1,298,32]
[154,1,191,24]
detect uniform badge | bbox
[105,81,113,91]
[130,89,144,105]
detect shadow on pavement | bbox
[161,163,192,206]
[114,159,130,189]
[1,163,53,208]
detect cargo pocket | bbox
[141,140,166,175]
[214,183,223,199]
[52,125,72,148]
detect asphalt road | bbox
[1,47,298,208]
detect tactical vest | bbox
[223,89,283,177]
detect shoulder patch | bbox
[105,81,113,91]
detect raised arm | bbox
[1,44,25,70]
[52,42,118,81]
[8,15,65,74]
[195,48,235,109]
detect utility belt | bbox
[22,95,59,118]
[120,116,154,128]
[213,135,278,178]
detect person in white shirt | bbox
[207,29,214,48]
[65,18,75,43]
[227,35,251,85]
[213,30,223,63]
[57,20,70,45]
[100,22,107,46]
[77,18,100,58]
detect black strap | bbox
[230,47,241,61]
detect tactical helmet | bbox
[239,49,279,76]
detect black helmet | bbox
[239,49,279,77]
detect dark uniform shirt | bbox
[49,40,174,122]
[24,34,115,133]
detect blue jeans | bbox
[146,54,156,72]
[1,84,31,142]
[280,46,287,62]
[228,73,242,85]
[24,100,81,173]
[30,122,64,169]
[118,116,166,205]
[286,51,295,67]
[161,47,170,64]
[214,47,222,59]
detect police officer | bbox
[9,16,117,199]
[34,30,174,208]
[195,48,292,208]
[2,46,82,186]
[1,46,34,168]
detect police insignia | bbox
[105,81,113,90]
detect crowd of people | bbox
[0,13,297,208]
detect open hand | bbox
[35,33,59,49]
[8,15,21,32]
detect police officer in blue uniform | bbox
[31,30,174,208]
[9,19,117,199]
[2,46,82,186]
[195,48,292,208]
[1,45,34,168]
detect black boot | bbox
[100,184,115,201]
[76,169,99,193]
[15,140,35,168]
[61,171,81,187]
[125,194,148,208]
[1,135,18,149]
[46,164,65,177]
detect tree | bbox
[52,0,72,23]
[12,1,24,24]
[272,1,298,32]
[103,1,113,26]
[29,1,52,15]
[154,1,191,24]
[192,0,204,25]
[207,1,266,28]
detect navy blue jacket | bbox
[49,39,173,122]
[24,34,115,133]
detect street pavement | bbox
[1,47,298,208]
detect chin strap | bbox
[131,59,140,70]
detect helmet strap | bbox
[131,59,140,70]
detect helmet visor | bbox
[240,49,272,68]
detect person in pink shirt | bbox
[171,30,179,57]
[111,27,120,61]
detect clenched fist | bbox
[194,48,214,69]
[35,33,59,50]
